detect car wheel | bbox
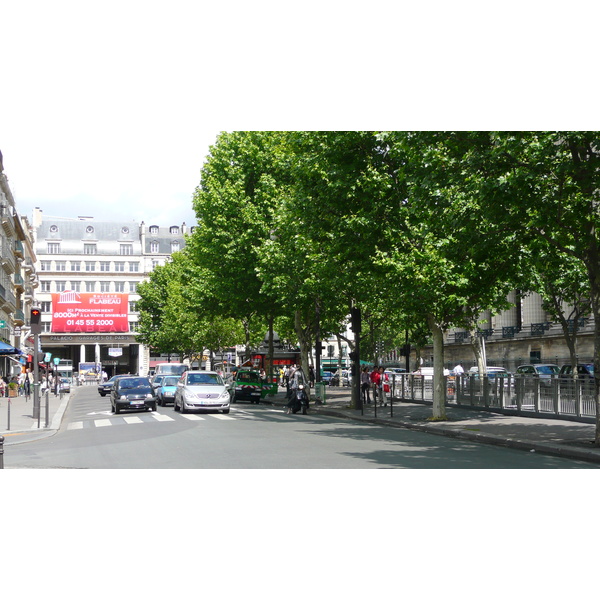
[174,398,180,411]
[180,401,187,414]
[152,402,157,411]
[157,396,162,407]
[115,404,120,415]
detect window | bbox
[149,226,159,234]
[41,261,51,271]
[100,261,110,272]
[47,243,60,254]
[41,281,51,292]
[70,261,81,271]
[152,260,159,269]
[170,226,179,234]
[129,262,139,272]
[86,225,95,234]
[129,301,137,313]
[100,281,110,292]
[114,261,125,272]
[55,261,66,271]
[71,282,81,292]
[129,321,137,332]
[84,243,97,255]
[150,241,159,253]
[56,281,66,292]
[41,301,51,312]
[115,282,125,292]
[85,261,96,272]
[129,282,138,293]
[86,281,95,292]
[42,322,51,333]
[171,241,180,253]
[120,244,133,255]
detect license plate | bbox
[130,400,144,405]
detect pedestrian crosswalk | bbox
[64,407,291,430]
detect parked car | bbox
[156,375,180,406]
[230,369,262,404]
[174,370,230,414]
[515,364,560,387]
[559,364,595,379]
[321,371,335,384]
[98,374,127,397]
[111,376,157,414]
[59,377,71,393]
[467,366,510,378]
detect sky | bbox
[2,1,599,229]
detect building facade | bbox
[1,154,38,378]
[32,209,192,378]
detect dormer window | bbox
[149,226,159,234]
[170,226,179,234]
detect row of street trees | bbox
[136,131,600,445]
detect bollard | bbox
[0,436,4,469]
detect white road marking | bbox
[95,419,112,427]
[180,414,205,420]
[211,414,234,420]
[67,422,84,430]
[123,416,143,424]
[149,413,175,421]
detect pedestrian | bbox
[0,376,5,398]
[361,366,371,404]
[283,365,290,388]
[379,366,390,407]
[287,365,308,414]
[24,369,32,401]
[370,367,381,404]
[453,363,464,377]
[309,365,315,388]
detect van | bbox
[154,362,189,377]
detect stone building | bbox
[1,154,38,378]
[32,209,193,378]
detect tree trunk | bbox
[427,313,447,420]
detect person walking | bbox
[361,366,371,404]
[378,366,390,407]
[370,367,381,405]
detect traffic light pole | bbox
[33,332,40,424]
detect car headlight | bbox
[219,390,230,400]
[120,395,127,400]
[146,394,153,399]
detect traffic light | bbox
[30,307,42,335]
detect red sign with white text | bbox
[51,292,129,333]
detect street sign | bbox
[53,357,60,365]
[44,352,52,362]
[0,320,6,328]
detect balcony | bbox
[14,271,24,291]
[14,308,25,325]
[14,239,24,258]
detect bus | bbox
[154,362,189,377]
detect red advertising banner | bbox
[51,292,129,333]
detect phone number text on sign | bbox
[51,293,129,333]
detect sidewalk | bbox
[271,386,600,465]
[0,388,71,445]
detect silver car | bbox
[174,370,230,414]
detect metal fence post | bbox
[0,436,4,469]
[534,378,540,414]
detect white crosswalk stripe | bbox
[64,409,281,430]
[123,416,143,424]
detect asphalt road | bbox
[4,386,599,468]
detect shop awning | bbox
[0,341,22,355]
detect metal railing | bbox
[389,373,597,421]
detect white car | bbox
[174,370,230,414]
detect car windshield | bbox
[186,373,223,386]
[163,377,179,386]
[237,371,261,383]
[537,365,560,375]
[119,378,150,389]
